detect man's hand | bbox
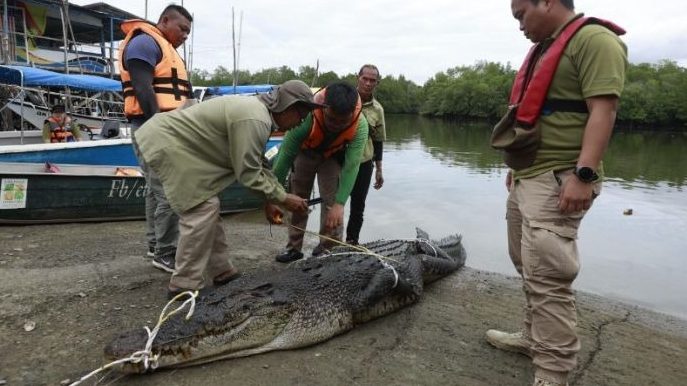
[559,176,594,214]
[373,168,384,190]
[282,193,308,213]
[325,203,344,229]
[264,203,284,224]
[505,170,513,192]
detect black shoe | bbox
[152,254,176,273]
[146,246,155,258]
[275,249,303,263]
[311,244,330,257]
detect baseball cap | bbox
[259,80,327,113]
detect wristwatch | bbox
[574,166,599,183]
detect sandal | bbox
[213,268,241,287]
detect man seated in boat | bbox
[42,104,82,143]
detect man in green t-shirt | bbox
[485,1,628,385]
[272,82,368,263]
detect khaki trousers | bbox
[506,169,601,383]
[287,151,342,251]
[131,123,179,257]
[170,196,235,290]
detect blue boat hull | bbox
[0,137,283,166]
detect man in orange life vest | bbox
[118,5,193,273]
[272,82,368,263]
[42,104,82,143]
[486,1,627,385]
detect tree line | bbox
[190,60,687,130]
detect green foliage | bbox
[189,60,687,129]
[617,60,687,129]
[421,61,515,120]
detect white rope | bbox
[326,251,400,288]
[377,237,438,257]
[69,291,199,386]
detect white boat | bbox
[0,65,128,145]
[0,1,139,145]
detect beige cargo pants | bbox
[507,169,601,384]
[170,196,236,290]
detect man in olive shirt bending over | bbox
[273,82,368,263]
[134,80,318,298]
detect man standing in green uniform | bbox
[345,64,386,245]
[134,80,318,298]
[272,82,368,263]
[486,1,628,385]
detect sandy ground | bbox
[1,210,686,386]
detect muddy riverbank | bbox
[1,210,685,385]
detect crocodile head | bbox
[104,282,296,373]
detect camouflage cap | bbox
[259,80,326,113]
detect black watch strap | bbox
[574,166,599,183]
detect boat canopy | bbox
[206,84,274,96]
[0,65,122,92]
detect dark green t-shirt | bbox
[514,21,628,180]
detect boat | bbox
[0,65,126,127]
[193,84,274,101]
[0,162,265,224]
[0,136,283,166]
[0,1,140,144]
[0,64,128,145]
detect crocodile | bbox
[104,228,466,373]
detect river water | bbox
[306,115,687,320]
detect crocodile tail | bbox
[415,227,467,268]
[435,234,466,268]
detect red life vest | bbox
[118,20,193,119]
[510,16,625,127]
[301,88,362,158]
[46,116,75,143]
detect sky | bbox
[72,0,687,85]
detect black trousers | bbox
[346,160,374,243]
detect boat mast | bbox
[231,7,236,92]
[237,10,243,78]
[1,0,8,64]
[188,13,195,71]
[181,0,187,63]
[59,1,68,74]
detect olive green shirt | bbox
[273,112,369,205]
[135,95,287,213]
[514,17,628,180]
[360,97,386,163]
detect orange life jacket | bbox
[301,89,362,158]
[510,16,625,128]
[118,20,193,119]
[46,116,75,143]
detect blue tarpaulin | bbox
[205,84,274,96]
[0,65,122,92]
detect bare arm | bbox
[559,95,618,213]
[373,140,384,189]
[127,59,159,120]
